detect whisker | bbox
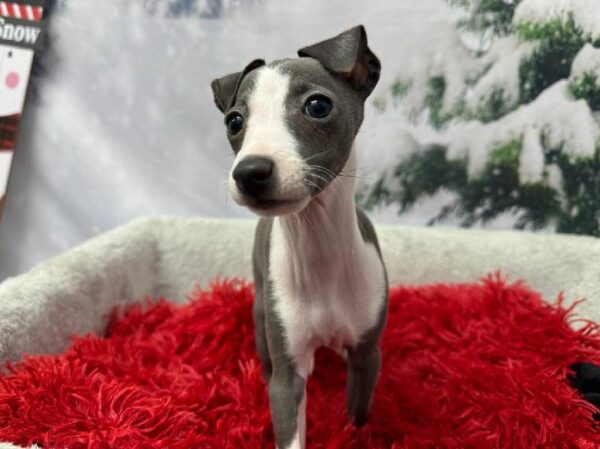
[305,171,332,192]
[304,178,320,191]
[310,167,348,198]
[338,173,372,181]
[302,153,323,164]
[309,171,344,204]
[306,171,332,186]
[311,165,337,176]
[309,167,337,183]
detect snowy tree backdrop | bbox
[0,0,599,279]
[361,0,600,235]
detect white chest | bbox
[269,218,386,375]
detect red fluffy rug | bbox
[1,276,600,448]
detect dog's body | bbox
[211,26,388,449]
[253,153,388,448]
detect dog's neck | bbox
[276,146,360,286]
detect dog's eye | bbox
[304,95,332,119]
[226,113,244,135]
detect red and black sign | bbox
[0,1,43,50]
[0,0,45,219]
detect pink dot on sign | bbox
[5,72,19,89]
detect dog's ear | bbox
[211,59,265,113]
[298,25,380,99]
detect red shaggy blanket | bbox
[1,277,600,448]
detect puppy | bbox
[211,25,388,449]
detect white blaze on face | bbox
[228,66,309,205]
[0,45,33,116]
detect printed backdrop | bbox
[0,0,598,279]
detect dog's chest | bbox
[269,220,386,366]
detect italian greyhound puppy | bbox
[211,25,388,449]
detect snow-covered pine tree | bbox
[361,0,600,235]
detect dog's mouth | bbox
[228,174,313,217]
[245,196,311,216]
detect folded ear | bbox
[211,59,265,113]
[298,25,380,99]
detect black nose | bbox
[232,156,274,197]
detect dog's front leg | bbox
[253,283,272,380]
[268,362,307,449]
[347,341,381,427]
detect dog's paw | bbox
[351,410,370,428]
[353,416,369,428]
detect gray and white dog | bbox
[211,25,388,449]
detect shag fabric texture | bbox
[1,277,600,448]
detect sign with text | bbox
[0,0,44,219]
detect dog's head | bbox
[211,25,380,217]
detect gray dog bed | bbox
[1,217,599,364]
[1,217,600,449]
